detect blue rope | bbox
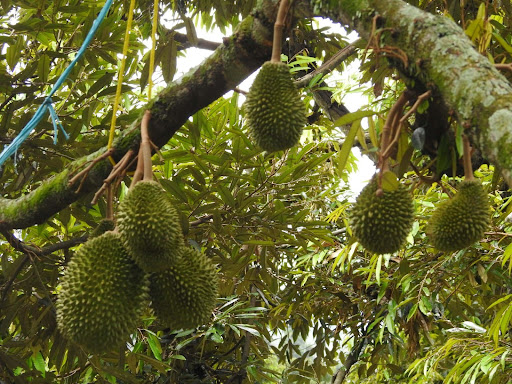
[0,0,114,167]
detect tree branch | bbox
[172,31,221,51]
[294,41,359,88]
[0,0,281,230]
[332,323,370,384]
[311,0,512,185]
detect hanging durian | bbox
[243,61,306,152]
[57,232,148,354]
[117,180,184,272]
[242,2,306,152]
[150,247,218,330]
[349,174,414,254]
[427,136,490,251]
[427,180,490,251]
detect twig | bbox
[332,323,370,384]
[106,185,113,220]
[68,148,115,191]
[190,214,214,227]
[295,42,360,88]
[495,63,512,73]
[233,87,248,96]
[399,90,432,124]
[91,149,135,204]
[131,146,144,186]
[379,92,408,173]
[0,229,88,302]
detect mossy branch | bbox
[312,0,512,186]
[0,0,282,231]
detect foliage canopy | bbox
[2,0,512,383]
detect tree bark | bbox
[311,0,512,184]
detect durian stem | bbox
[106,185,113,220]
[68,147,115,191]
[271,0,290,63]
[463,135,474,180]
[131,145,144,187]
[141,110,153,182]
[91,149,135,204]
[379,92,408,174]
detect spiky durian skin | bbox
[117,181,184,272]
[427,180,490,251]
[150,247,218,330]
[57,232,148,354]
[89,218,116,239]
[244,61,306,152]
[349,177,414,254]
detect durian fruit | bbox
[57,232,148,354]
[89,218,115,239]
[243,61,306,152]
[117,180,184,272]
[349,176,414,254]
[150,247,218,330]
[427,179,490,251]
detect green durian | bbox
[117,181,184,272]
[427,179,490,251]
[57,232,148,354]
[150,247,218,330]
[243,61,306,152]
[349,176,414,254]
[89,218,115,239]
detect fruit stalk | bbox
[271,0,290,63]
[463,135,474,181]
[141,110,153,182]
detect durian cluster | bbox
[244,61,306,152]
[57,180,218,354]
[349,175,490,254]
[349,176,414,254]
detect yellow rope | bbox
[107,0,137,163]
[148,0,159,100]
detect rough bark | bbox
[0,1,279,230]
[311,0,512,184]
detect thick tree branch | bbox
[0,1,280,230]
[311,0,512,185]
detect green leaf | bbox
[237,324,260,337]
[333,109,376,127]
[37,53,50,84]
[243,240,275,246]
[337,120,360,175]
[147,332,162,361]
[161,38,177,83]
[6,36,24,71]
[87,72,115,96]
[217,184,236,207]
[31,351,46,375]
[184,17,198,46]
[381,171,399,191]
